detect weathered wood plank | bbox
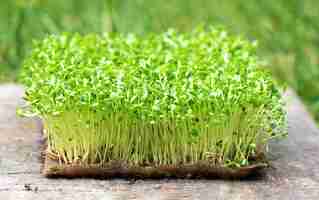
[0,84,319,200]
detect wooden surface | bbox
[1,84,319,200]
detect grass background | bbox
[0,0,318,121]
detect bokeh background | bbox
[0,0,318,121]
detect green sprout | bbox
[21,26,287,168]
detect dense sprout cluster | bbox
[21,27,287,167]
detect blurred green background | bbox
[0,0,318,121]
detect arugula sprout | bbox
[21,26,287,167]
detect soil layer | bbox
[42,144,268,179]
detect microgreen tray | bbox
[22,26,287,179]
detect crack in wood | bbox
[5,171,39,175]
